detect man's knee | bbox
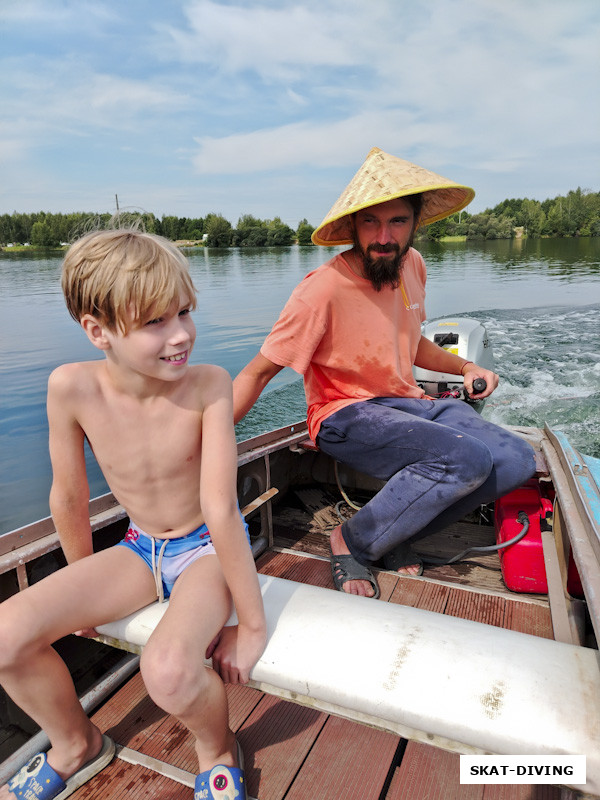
[496,433,537,491]
[446,432,494,489]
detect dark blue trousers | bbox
[316,397,536,565]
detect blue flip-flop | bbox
[194,740,246,800]
[7,735,115,799]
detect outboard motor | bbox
[412,317,494,410]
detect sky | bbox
[1,0,599,229]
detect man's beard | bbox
[359,242,410,292]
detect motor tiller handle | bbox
[472,377,487,394]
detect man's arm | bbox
[232,352,284,423]
[47,366,93,563]
[414,335,499,398]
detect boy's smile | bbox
[161,351,189,365]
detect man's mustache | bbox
[367,243,400,255]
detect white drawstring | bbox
[150,536,170,603]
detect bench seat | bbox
[96,573,600,795]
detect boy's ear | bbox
[80,314,112,351]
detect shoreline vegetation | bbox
[1,187,598,251]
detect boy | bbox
[0,229,266,800]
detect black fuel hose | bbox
[420,510,530,566]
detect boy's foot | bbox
[2,735,115,800]
[194,740,247,800]
[329,525,379,598]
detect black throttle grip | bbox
[472,378,487,394]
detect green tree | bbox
[267,218,294,246]
[519,199,545,237]
[297,219,315,245]
[160,216,181,240]
[205,214,233,247]
[544,201,568,236]
[31,220,60,247]
[233,215,268,246]
[422,218,447,241]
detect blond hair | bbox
[62,229,197,333]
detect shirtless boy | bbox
[0,229,266,800]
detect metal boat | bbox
[1,416,599,799]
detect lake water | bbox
[1,238,599,535]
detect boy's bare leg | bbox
[0,547,156,794]
[140,555,239,773]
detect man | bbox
[233,147,535,599]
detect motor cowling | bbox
[412,317,494,406]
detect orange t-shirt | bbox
[261,249,427,440]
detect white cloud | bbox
[2,58,189,145]
[192,109,443,174]
[0,0,597,218]
[159,0,367,74]
[1,0,118,26]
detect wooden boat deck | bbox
[68,505,568,800]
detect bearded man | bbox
[233,147,535,598]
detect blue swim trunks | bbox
[117,516,250,602]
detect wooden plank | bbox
[257,550,332,588]
[238,693,327,800]
[73,761,187,799]
[505,600,554,639]
[91,672,168,750]
[386,742,482,800]
[390,577,451,614]
[444,588,508,629]
[285,714,400,800]
[134,716,197,774]
[422,562,509,593]
[484,783,563,799]
[387,742,565,800]
[273,516,331,554]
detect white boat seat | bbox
[96,573,600,795]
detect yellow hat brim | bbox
[311,147,475,246]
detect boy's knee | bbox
[140,640,207,711]
[0,612,33,671]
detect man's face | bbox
[353,198,417,291]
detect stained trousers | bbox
[316,397,536,565]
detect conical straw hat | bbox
[311,147,475,246]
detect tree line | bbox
[1,188,598,249]
[420,187,600,241]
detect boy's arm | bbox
[199,365,267,682]
[47,366,93,563]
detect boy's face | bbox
[103,293,196,381]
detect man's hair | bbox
[403,192,424,223]
[62,229,197,333]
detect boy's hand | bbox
[208,624,266,685]
[74,627,99,638]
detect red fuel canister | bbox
[494,480,583,596]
